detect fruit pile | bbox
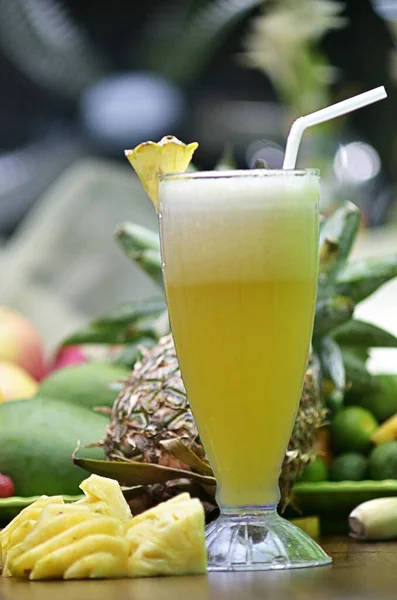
[0,474,206,580]
[59,136,397,516]
[1,135,397,535]
[0,306,129,501]
[301,375,397,484]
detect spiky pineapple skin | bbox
[105,334,326,511]
[105,335,204,468]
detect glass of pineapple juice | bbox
[158,168,331,571]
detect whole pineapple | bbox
[104,334,324,514]
[70,202,397,514]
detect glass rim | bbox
[159,168,320,182]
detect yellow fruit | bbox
[0,306,46,381]
[125,493,207,577]
[0,361,38,401]
[8,510,127,580]
[125,135,198,209]
[78,474,131,523]
[2,479,206,580]
[30,534,128,580]
[313,427,333,467]
[290,516,320,540]
[0,495,64,576]
[371,413,397,445]
[63,551,127,580]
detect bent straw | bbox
[283,86,387,169]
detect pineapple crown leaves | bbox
[114,201,397,400]
[314,201,397,398]
[61,298,168,348]
[62,200,397,401]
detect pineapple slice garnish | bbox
[125,493,207,577]
[125,135,198,210]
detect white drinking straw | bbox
[283,86,387,170]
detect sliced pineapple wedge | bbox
[8,508,127,580]
[78,474,132,523]
[2,479,207,580]
[0,495,64,576]
[125,135,198,210]
[125,493,207,577]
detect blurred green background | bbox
[1,0,397,355]
[1,0,397,232]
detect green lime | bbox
[331,406,378,454]
[299,457,329,483]
[354,375,397,423]
[329,452,368,481]
[368,441,397,480]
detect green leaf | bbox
[319,202,360,262]
[336,254,397,303]
[332,320,397,348]
[160,439,213,475]
[115,223,164,288]
[313,296,355,338]
[92,298,166,328]
[318,202,361,291]
[115,222,160,254]
[319,336,345,390]
[340,345,370,363]
[134,249,164,288]
[62,327,121,346]
[73,455,216,488]
[214,144,237,171]
[319,238,340,282]
[110,339,157,370]
[154,0,264,83]
[62,300,168,347]
[341,348,375,396]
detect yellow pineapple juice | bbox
[159,170,319,507]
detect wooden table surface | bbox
[0,537,396,600]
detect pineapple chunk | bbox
[371,414,397,445]
[79,474,132,523]
[64,551,127,580]
[125,494,207,577]
[30,536,129,580]
[125,136,198,209]
[2,481,206,580]
[0,496,64,576]
[8,514,124,579]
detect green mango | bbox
[38,363,129,410]
[0,397,108,496]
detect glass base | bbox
[205,506,332,571]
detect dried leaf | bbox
[160,439,213,475]
[73,453,216,488]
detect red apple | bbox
[50,345,87,372]
[0,473,15,498]
[0,307,46,380]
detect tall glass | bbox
[158,169,331,571]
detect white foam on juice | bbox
[159,171,319,285]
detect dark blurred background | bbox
[1,0,397,236]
